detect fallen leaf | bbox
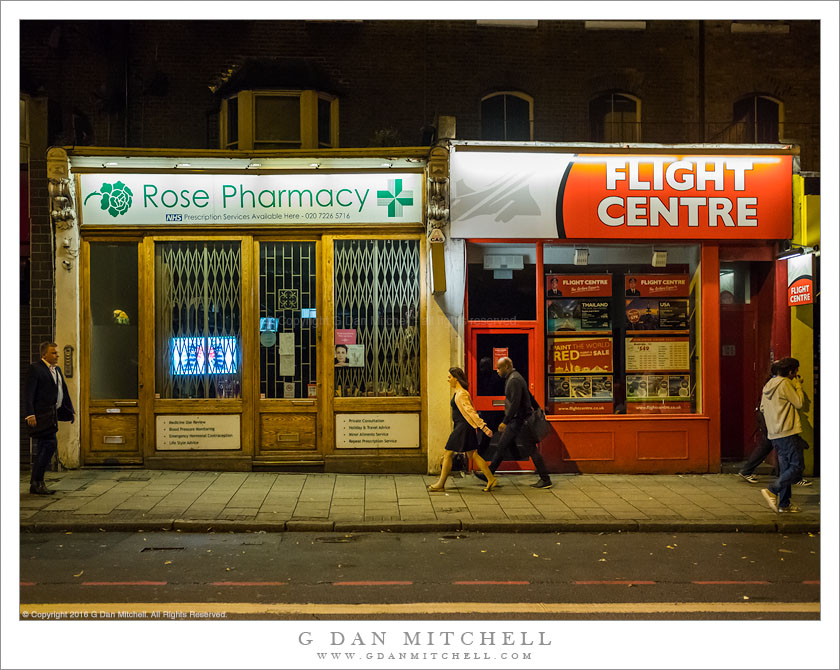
[98,528,105,532]
[480,550,487,553]
[721,543,727,546]
[598,558,606,562]
[743,595,750,600]
[666,545,675,550]
[65,532,72,535]
[532,553,539,558]
[73,570,84,577]
[778,549,793,553]
[164,560,173,565]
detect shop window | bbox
[259,242,318,398]
[154,241,242,399]
[590,93,641,142]
[543,244,700,416]
[221,90,338,150]
[89,243,139,399]
[481,92,533,141]
[732,95,781,144]
[333,239,420,397]
[467,243,537,321]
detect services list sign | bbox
[79,172,423,225]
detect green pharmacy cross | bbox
[377,179,414,217]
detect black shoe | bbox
[30,482,55,495]
[531,478,553,489]
[474,471,488,483]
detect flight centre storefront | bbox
[51,147,448,473]
[446,142,798,474]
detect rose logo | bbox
[84,181,133,218]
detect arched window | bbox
[732,95,782,143]
[590,93,641,142]
[481,92,533,141]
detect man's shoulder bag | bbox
[526,393,552,441]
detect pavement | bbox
[19,467,820,534]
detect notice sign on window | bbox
[492,348,509,369]
[335,413,419,449]
[156,414,240,450]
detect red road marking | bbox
[211,581,287,586]
[574,580,656,585]
[692,581,770,585]
[333,581,412,586]
[82,581,167,586]
[453,580,530,585]
[20,582,36,586]
[802,580,820,585]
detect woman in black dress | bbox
[428,367,498,492]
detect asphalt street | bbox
[20,530,820,620]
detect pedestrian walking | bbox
[759,357,807,513]
[24,342,75,495]
[475,357,553,489]
[738,361,812,487]
[428,367,498,493]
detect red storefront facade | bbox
[447,142,798,474]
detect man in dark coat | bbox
[476,357,553,489]
[24,342,75,495]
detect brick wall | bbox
[19,19,820,167]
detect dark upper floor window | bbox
[481,92,533,141]
[221,90,338,150]
[590,93,641,142]
[732,95,781,143]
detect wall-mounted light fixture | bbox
[573,248,589,266]
[174,163,192,168]
[776,241,820,261]
[652,249,668,267]
[309,163,321,169]
[102,162,119,168]
[246,162,262,169]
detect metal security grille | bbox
[259,242,317,398]
[333,239,420,396]
[155,241,242,399]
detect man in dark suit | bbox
[24,342,74,495]
[475,357,553,489]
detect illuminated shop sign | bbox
[450,151,792,240]
[79,172,423,225]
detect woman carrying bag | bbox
[428,367,498,493]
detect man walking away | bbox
[476,357,553,489]
[758,357,806,513]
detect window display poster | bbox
[626,374,690,400]
[625,337,690,372]
[336,343,365,367]
[625,298,689,331]
[548,337,613,374]
[548,299,611,332]
[625,274,690,298]
[549,374,613,400]
[546,274,612,298]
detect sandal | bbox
[428,484,446,492]
[483,478,498,493]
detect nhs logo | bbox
[165,214,183,222]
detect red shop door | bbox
[468,328,537,472]
[719,304,760,461]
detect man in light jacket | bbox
[759,357,806,513]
